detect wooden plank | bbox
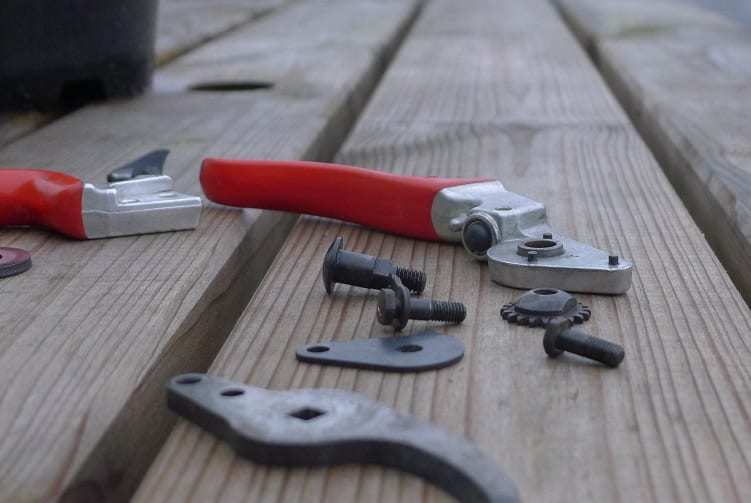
[557,0,751,304]
[156,0,286,65]
[134,0,751,502]
[555,0,732,48]
[0,112,49,148]
[0,0,286,148]
[0,1,419,501]
[682,0,751,25]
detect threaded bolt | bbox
[322,237,426,294]
[543,319,625,368]
[377,274,466,331]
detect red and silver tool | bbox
[0,150,202,239]
[200,159,632,294]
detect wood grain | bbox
[557,0,751,304]
[135,0,751,502]
[0,1,419,501]
[156,0,286,65]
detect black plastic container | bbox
[0,0,158,110]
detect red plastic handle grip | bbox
[200,159,486,241]
[0,169,86,239]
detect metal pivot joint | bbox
[543,320,625,368]
[168,374,519,503]
[430,181,633,294]
[322,237,426,294]
[377,275,466,331]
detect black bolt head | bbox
[463,220,494,256]
[321,236,344,294]
[542,319,568,358]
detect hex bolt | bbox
[377,275,466,331]
[322,237,426,294]
[543,320,625,368]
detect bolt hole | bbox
[220,388,245,397]
[176,375,202,385]
[307,345,330,353]
[397,344,422,353]
[533,289,558,296]
[288,407,326,421]
[190,80,274,92]
[523,239,557,249]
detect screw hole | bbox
[523,239,557,249]
[220,388,245,397]
[307,345,330,353]
[397,344,422,353]
[176,375,202,385]
[533,289,558,296]
[190,80,274,92]
[288,407,326,421]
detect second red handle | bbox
[200,159,486,241]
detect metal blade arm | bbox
[167,374,519,503]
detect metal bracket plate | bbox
[82,175,202,238]
[167,374,519,503]
[296,331,464,372]
[487,234,632,294]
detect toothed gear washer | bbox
[500,288,590,327]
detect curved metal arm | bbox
[167,374,520,503]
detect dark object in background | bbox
[0,0,158,110]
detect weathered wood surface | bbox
[156,0,286,64]
[683,0,751,25]
[135,0,751,502]
[556,0,732,45]
[0,0,286,148]
[558,0,751,305]
[0,1,419,501]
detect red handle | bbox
[200,159,486,241]
[0,169,86,239]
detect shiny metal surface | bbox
[81,175,202,238]
[431,181,633,294]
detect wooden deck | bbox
[1,1,750,502]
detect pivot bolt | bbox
[322,237,426,294]
[543,319,624,367]
[377,275,466,331]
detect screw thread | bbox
[429,301,467,323]
[395,267,427,293]
[558,330,624,368]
